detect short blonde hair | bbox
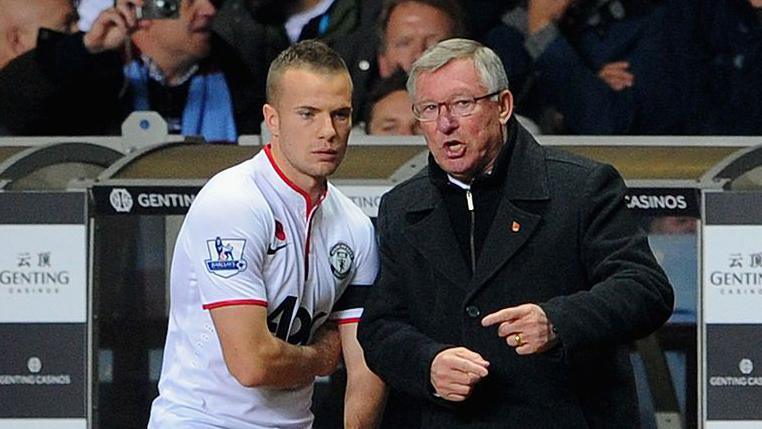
[266,39,350,104]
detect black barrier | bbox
[89,181,689,429]
[0,192,90,429]
[702,191,762,428]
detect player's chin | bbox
[314,162,340,178]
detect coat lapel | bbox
[403,182,471,292]
[400,123,551,295]
[468,125,550,295]
[468,200,540,294]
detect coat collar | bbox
[407,118,549,214]
[402,119,550,293]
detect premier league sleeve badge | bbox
[205,237,248,278]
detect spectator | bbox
[336,0,465,122]
[364,70,419,135]
[376,0,466,77]
[0,0,78,62]
[0,0,122,136]
[212,0,374,103]
[486,0,685,135]
[680,0,762,135]
[0,0,263,140]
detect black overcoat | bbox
[359,123,674,428]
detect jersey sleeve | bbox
[181,179,272,311]
[330,217,379,324]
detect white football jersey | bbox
[148,145,378,428]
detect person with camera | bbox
[0,0,263,140]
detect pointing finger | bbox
[482,305,530,327]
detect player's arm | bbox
[340,322,386,429]
[210,305,341,389]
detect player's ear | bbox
[263,103,280,139]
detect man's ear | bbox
[498,90,514,124]
[263,103,279,139]
[6,25,28,59]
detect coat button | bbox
[465,305,480,318]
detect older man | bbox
[0,0,262,139]
[358,38,673,428]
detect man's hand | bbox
[430,347,489,402]
[83,0,145,54]
[598,61,635,91]
[481,304,557,355]
[527,0,574,34]
[308,321,342,377]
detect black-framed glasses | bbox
[412,90,503,122]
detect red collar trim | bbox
[263,144,327,217]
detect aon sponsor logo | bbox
[267,296,327,345]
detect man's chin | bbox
[191,45,212,61]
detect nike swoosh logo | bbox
[266,243,287,255]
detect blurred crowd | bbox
[1,0,760,141]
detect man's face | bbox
[264,68,353,188]
[378,1,455,78]
[749,0,762,8]
[148,0,216,61]
[368,89,420,135]
[414,58,512,182]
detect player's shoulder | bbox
[325,184,374,231]
[188,157,272,225]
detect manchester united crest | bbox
[329,242,354,279]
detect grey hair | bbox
[406,38,509,100]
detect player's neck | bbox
[267,143,327,205]
[300,178,326,206]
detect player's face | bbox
[264,67,353,191]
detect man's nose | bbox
[318,114,338,140]
[436,107,458,133]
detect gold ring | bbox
[514,333,523,346]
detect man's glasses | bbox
[412,90,503,122]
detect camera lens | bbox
[155,0,177,13]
